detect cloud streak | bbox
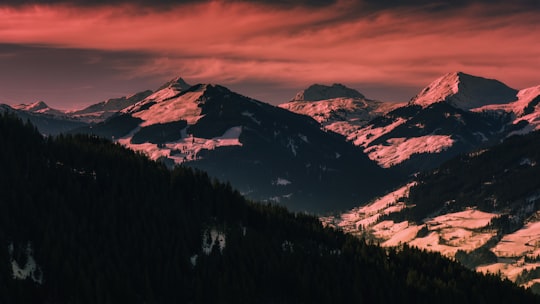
[0,1,538,106]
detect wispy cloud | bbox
[0,1,538,106]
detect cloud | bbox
[0,1,538,106]
[0,0,339,9]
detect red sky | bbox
[0,0,539,109]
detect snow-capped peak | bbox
[128,83,235,126]
[126,78,193,112]
[13,101,50,112]
[410,72,518,110]
[12,101,65,116]
[292,83,365,102]
[157,76,191,92]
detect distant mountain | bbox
[291,83,365,101]
[4,86,156,125]
[6,72,540,211]
[285,72,540,173]
[0,103,86,135]
[280,84,401,141]
[3,113,536,303]
[322,129,540,291]
[68,90,153,123]
[1,90,154,132]
[73,79,396,212]
[475,85,540,135]
[12,101,65,116]
[409,72,518,110]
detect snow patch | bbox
[202,229,226,255]
[352,118,407,147]
[190,254,198,267]
[381,223,422,247]
[426,209,497,230]
[493,221,540,258]
[322,183,414,233]
[9,242,43,284]
[273,178,292,186]
[365,135,454,168]
[117,126,242,164]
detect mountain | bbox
[0,102,87,135]
[291,83,365,101]
[1,113,537,302]
[73,79,396,212]
[476,85,540,135]
[12,101,65,116]
[322,129,540,291]
[1,90,153,133]
[68,90,153,123]
[4,86,155,126]
[280,84,401,138]
[285,72,540,174]
[409,71,518,110]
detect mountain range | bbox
[2,72,540,212]
[79,81,397,212]
[282,72,540,173]
[3,71,540,291]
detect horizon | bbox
[1,0,539,109]
[1,74,419,110]
[5,70,539,112]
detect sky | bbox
[0,0,539,109]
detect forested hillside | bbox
[404,131,540,224]
[0,113,537,303]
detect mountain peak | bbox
[157,76,191,92]
[13,100,50,112]
[410,72,518,110]
[292,83,365,102]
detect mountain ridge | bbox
[282,72,540,173]
[72,80,395,212]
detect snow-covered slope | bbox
[130,86,207,126]
[280,97,380,124]
[280,73,529,172]
[322,186,540,289]
[1,102,87,135]
[12,101,66,117]
[69,90,153,123]
[409,72,518,110]
[322,130,540,290]
[474,85,540,135]
[476,85,540,116]
[312,72,538,172]
[280,84,401,141]
[74,78,394,212]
